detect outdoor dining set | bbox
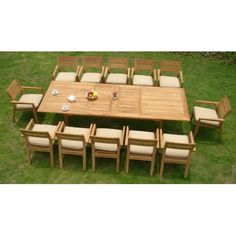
[6,55,231,178]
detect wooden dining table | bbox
[38,81,190,125]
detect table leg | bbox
[64,115,69,125]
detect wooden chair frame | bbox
[131,58,157,86]
[20,119,62,167]
[104,57,131,84]
[90,124,125,172]
[159,129,196,178]
[125,126,159,176]
[6,79,44,123]
[157,60,183,87]
[78,56,105,82]
[191,96,231,140]
[56,121,93,170]
[52,55,80,81]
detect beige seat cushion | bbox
[133,75,154,86]
[16,94,43,109]
[106,73,127,84]
[80,72,101,83]
[159,76,181,88]
[29,124,58,147]
[95,128,123,152]
[61,126,90,150]
[163,133,189,158]
[55,72,77,82]
[194,106,220,126]
[129,130,155,155]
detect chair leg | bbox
[184,164,190,178]
[83,154,86,171]
[193,123,200,138]
[125,156,129,174]
[190,112,194,123]
[59,150,63,169]
[92,156,95,171]
[150,159,155,176]
[50,149,54,168]
[116,157,120,172]
[160,158,165,177]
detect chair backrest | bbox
[108,57,128,71]
[91,136,121,151]
[82,56,103,70]
[128,138,157,155]
[7,79,22,100]
[56,132,86,149]
[217,95,231,118]
[160,60,182,74]
[57,56,78,70]
[134,58,154,73]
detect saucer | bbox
[61,104,70,111]
[51,89,59,95]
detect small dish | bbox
[86,89,98,100]
[67,95,76,102]
[61,104,70,111]
[51,89,59,96]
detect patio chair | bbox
[159,129,196,178]
[158,60,183,87]
[56,121,93,170]
[78,56,105,83]
[90,124,125,172]
[104,57,131,84]
[6,79,44,123]
[191,95,231,140]
[20,119,62,167]
[131,58,157,86]
[125,126,159,176]
[52,55,80,82]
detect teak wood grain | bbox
[38,81,190,121]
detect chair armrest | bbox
[157,69,160,86]
[155,128,160,148]
[75,65,81,81]
[52,65,60,80]
[153,69,157,86]
[104,67,109,81]
[22,86,44,93]
[124,126,129,146]
[131,68,135,79]
[188,131,196,151]
[86,123,94,143]
[78,66,84,81]
[199,118,224,123]
[159,128,164,149]
[195,100,219,106]
[101,66,106,78]
[11,101,35,108]
[178,71,184,87]
[25,118,35,130]
[120,126,126,146]
[57,121,65,133]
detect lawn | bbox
[0,52,235,184]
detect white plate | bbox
[67,95,76,102]
[51,89,59,95]
[61,104,70,111]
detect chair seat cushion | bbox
[133,75,154,86]
[55,72,77,82]
[95,128,123,152]
[80,72,101,83]
[129,130,155,155]
[163,133,189,158]
[159,76,181,88]
[106,73,127,84]
[29,124,58,147]
[61,126,90,150]
[194,106,220,126]
[16,94,43,109]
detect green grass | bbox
[0,52,236,183]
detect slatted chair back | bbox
[108,57,128,71]
[7,79,22,100]
[91,136,121,151]
[127,138,157,154]
[82,56,103,70]
[56,133,86,149]
[217,96,231,118]
[134,58,154,73]
[57,56,78,70]
[160,60,182,74]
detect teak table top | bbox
[38,81,190,121]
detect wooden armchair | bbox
[159,129,196,178]
[90,124,125,172]
[6,79,44,122]
[56,121,93,170]
[20,119,62,167]
[191,95,231,140]
[125,126,159,176]
[104,57,131,84]
[131,58,157,86]
[52,55,80,82]
[158,60,183,87]
[78,56,105,83]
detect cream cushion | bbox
[194,106,220,126]
[106,73,127,84]
[95,128,123,152]
[16,94,43,109]
[61,126,90,150]
[81,72,101,83]
[133,75,154,86]
[163,133,189,158]
[159,75,181,88]
[129,130,155,155]
[55,72,77,82]
[28,124,58,147]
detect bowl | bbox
[61,104,70,111]
[67,95,76,102]
[86,90,98,100]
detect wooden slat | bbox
[57,56,78,69]
[160,60,182,74]
[7,79,22,100]
[82,56,103,69]
[108,57,128,70]
[134,58,154,72]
